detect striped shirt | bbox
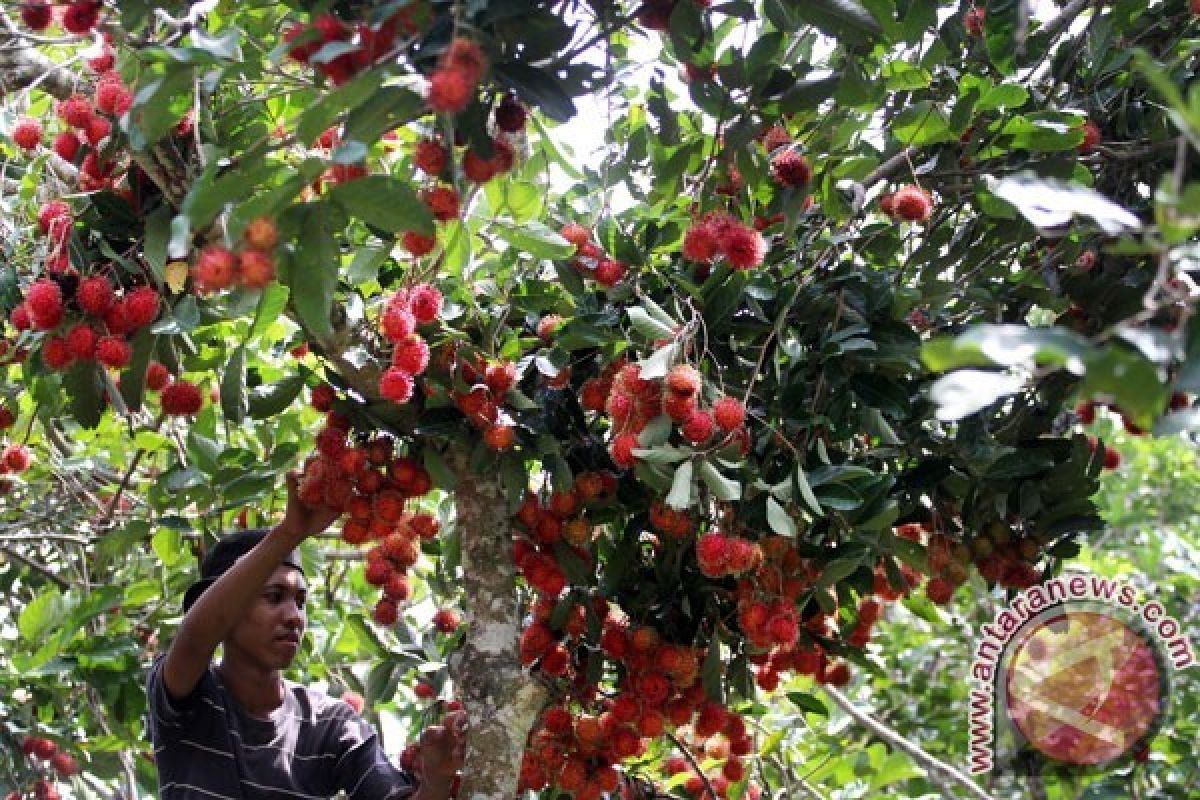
[147,656,416,799]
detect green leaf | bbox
[492,220,574,260]
[882,60,931,90]
[794,465,824,516]
[188,28,243,62]
[890,102,956,146]
[698,460,741,501]
[143,206,171,278]
[287,204,339,344]
[666,460,694,510]
[788,0,882,45]
[343,86,424,145]
[118,329,158,413]
[247,373,305,419]
[766,496,797,537]
[638,342,678,380]
[328,176,434,236]
[250,283,290,341]
[786,691,829,716]
[220,346,247,424]
[493,62,577,122]
[817,556,864,588]
[18,588,63,641]
[347,245,389,285]
[63,361,104,429]
[922,324,1092,371]
[296,71,383,145]
[627,307,677,340]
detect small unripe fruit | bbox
[238,249,276,289]
[483,423,515,451]
[192,246,237,294]
[242,217,278,251]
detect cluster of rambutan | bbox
[681,212,767,271]
[599,362,749,471]
[191,217,279,294]
[404,125,520,256]
[695,531,762,580]
[10,272,166,378]
[17,734,79,796]
[376,283,442,408]
[728,535,824,690]
[878,184,934,223]
[519,607,759,800]
[511,477,616,604]
[665,713,764,800]
[440,347,522,451]
[647,499,696,539]
[283,7,428,86]
[17,0,101,34]
[297,401,438,625]
[558,222,629,288]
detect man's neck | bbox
[217,657,286,719]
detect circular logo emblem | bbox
[1004,608,1164,766]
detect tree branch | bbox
[823,685,994,800]
[0,544,71,588]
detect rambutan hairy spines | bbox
[770,150,812,187]
[891,185,933,222]
[392,334,431,375]
[379,367,415,403]
[76,275,114,316]
[26,279,64,330]
[95,335,132,369]
[161,380,204,416]
[712,396,746,432]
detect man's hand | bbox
[412,711,467,800]
[275,470,341,543]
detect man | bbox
[147,472,464,799]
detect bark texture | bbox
[447,443,548,800]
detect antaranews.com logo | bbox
[967,573,1195,775]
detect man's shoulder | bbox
[285,681,358,727]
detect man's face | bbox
[225,564,307,671]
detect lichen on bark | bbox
[446,443,548,799]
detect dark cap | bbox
[182,528,305,613]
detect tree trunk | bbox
[446,443,547,800]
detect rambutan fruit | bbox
[712,396,745,431]
[95,335,131,368]
[12,118,42,151]
[392,334,430,375]
[413,139,448,176]
[238,249,276,289]
[379,367,415,403]
[161,381,204,415]
[146,362,171,391]
[770,150,812,187]
[75,274,114,316]
[123,286,162,330]
[891,185,933,222]
[26,279,64,330]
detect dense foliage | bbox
[0,0,1197,798]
